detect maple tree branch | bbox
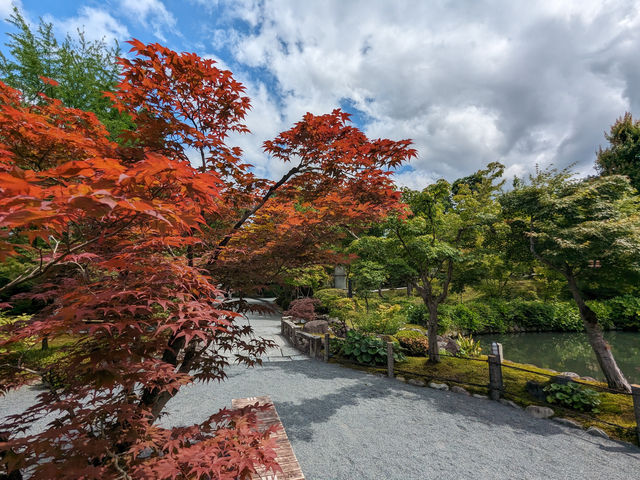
[0,217,137,295]
[210,164,301,262]
[436,258,454,304]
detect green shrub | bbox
[398,336,429,357]
[352,304,405,335]
[597,295,640,330]
[395,329,425,340]
[543,382,601,412]
[456,334,482,357]
[438,299,583,334]
[339,330,405,366]
[315,288,346,307]
[406,303,427,325]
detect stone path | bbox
[238,298,308,362]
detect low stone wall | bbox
[281,316,325,360]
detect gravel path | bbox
[162,304,640,479]
[2,302,639,479]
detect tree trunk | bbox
[363,295,369,312]
[426,300,440,363]
[140,334,186,420]
[406,282,412,297]
[566,274,631,392]
[41,336,48,351]
[377,287,384,299]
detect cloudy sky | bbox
[2,0,639,188]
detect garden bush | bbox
[438,299,585,334]
[315,288,346,309]
[594,295,640,330]
[352,304,405,335]
[398,336,429,357]
[283,297,320,322]
[396,329,426,339]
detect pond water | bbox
[476,331,640,385]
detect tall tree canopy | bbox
[355,163,504,362]
[596,112,640,193]
[0,7,131,138]
[0,40,416,479]
[501,169,640,392]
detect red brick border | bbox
[232,395,305,480]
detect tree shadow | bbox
[264,360,640,459]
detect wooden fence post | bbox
[632,384,640,446]
[324,333,330,362]
[488,342,504,401]
[387,342,394,378]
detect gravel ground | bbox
[2,304,639,479]
[159,359,640,480]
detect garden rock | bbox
[581,376,597,382]
[328,319,347,337]
[499,399,522,409]
[428,382,449,391]
[473,394,488,399]
[553,418,582,429]
[586,426,609,439]
[303,320,329,334]
[561,371,580,378]
[443,338,460,355]
[525,405,554,419]
[450,386,470,395]
[396,376,406,382]
[408,378,426,387]
[552,375,575,385]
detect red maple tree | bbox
[0,40,415,479]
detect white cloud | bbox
[212,0,640,188]
[0,0,21,19]
[119,0,176,41]
[51,7,129,44]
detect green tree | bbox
[350,260,388,311]
[0,7,131,138]
[596,112,640,192]
[501,169,640,392]
[390,162,504,361]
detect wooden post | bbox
[293,325,302,347]
[309,336,317,359]
[387,342,394,378]
[324,333,330,362]
[488,342,504,401]
[632,384,640,446]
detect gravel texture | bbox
[2,303,639,479]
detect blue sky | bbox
[2,0,640,187]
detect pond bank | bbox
[476,331,640,384]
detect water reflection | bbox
[477,331,640,384]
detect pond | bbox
[476,331,640,385]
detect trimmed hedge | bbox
[406,296,640,334]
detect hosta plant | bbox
[339,330,405,366]
[543,382,601,412]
